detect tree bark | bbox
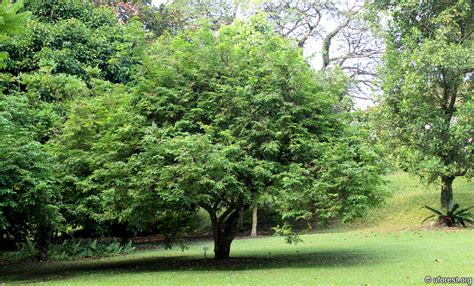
[204,202,243,260]
[250,199,258,238]
[214,235,233,260]
[36,225,51,261]
[238,205,244,231]
[440,176,454,210]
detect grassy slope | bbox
[333,172,474,232]
[1,172,473,285]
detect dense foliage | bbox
[0,0,390,260]
[0,93,59,259]
[2,0,145,83]
[0,0,146,258]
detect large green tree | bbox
[52,16,385,259]
[372,0,473,210]
[128,16,385,259]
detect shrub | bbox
[423,204,474,227]
[14,238,136,260]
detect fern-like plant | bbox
[0,0,30,39]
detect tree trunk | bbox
[214,236,233,259]
[214,209,240,260]
[440,176,454,210]
[250,199,258,238]
[238,205,244,231]
[205,203,242,260]
[36,225,51,261]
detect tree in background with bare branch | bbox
[260,0,384,103]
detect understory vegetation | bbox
[13,238,136,261]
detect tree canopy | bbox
[51,17,382,258]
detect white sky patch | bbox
[152,0,167,6]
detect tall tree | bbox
[373,0,473,211]
[143,0,385,234]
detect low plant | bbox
[48,239,136,260]
[14,238,136,260]
[422,204,474,227]
[15,239,38,259]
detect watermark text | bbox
[424,276,472,286]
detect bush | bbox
[423,204,474,227]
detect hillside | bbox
[334,172,474,232]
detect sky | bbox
[152,0,167,6]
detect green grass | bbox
[1,230,473,285]
[1,172,473,285]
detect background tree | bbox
[0,0,147,249]
[1,0,145,84]
[255,0,384,102]
[372,0,473,211]
[0,94,59,260]
[0,0,59,260]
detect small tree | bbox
[372,0,474,210]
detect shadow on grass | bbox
[0,248,384,284]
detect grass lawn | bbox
[1,229,473,285]
[1,173,473,285]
